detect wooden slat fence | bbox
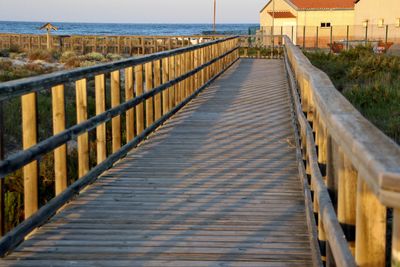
[0,36,239,255]
[284,36,400,267]
[0,33,225,55]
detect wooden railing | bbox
[0,33,224,55]
[0,36,239,255]
[283,36,400,267]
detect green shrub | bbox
[60,51,78,63]
[106,53,122,61]
[85,52,105,62]
[305,47,400,144]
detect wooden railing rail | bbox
[0,33,225,55]
[283,36,400,267]
[0,36,240,255]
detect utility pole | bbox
[213,0,217,33]
[271,0,275,58]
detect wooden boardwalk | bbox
[1,59,314,266]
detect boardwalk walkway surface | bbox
[1,59,314,266]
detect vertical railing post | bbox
[76,79,89,178]
[393,209,400,267]
[153,60,162,120]
[185,52,190,97]
[355,178,387,267]
[145,62,154,127]
[303,26,306,49]
[169,56,176,108]
[194,49,199,91]
[95,74,107,163]
[135,65,145,135]
[346,25,350,51]
[365,23,369,46]
[316,26,319,49]
[125,67,135,142]
[51,85,67,195]
[162,57,170,115]
[111,71,121,153]
[337,151,357,254]
[178,54,184,102]
[22,93,39,219]
[0,101,5,235]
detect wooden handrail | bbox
[0,36,237,101]
[0,36,240,255]
[283,36,400,267]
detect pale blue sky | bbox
[0,0,267,24]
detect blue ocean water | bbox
[0,21,259,36]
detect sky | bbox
[0,0,267,24]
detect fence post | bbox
[365,23,368,46]
[111,71,121,153]
[355,178,387,267]
[51,85,67,195]
[0,102,5,235]
[125,67,135,142]
[135,65,145,134]
[162,57,170,114]
[346,25,350,51]
[303,26,306,49]
[169,56,176,108]
[95,74,107,163]
[316,26,319,49]
[385,25,389,51]
[153,60,162,121]
[337,152,357,254]
[21,93,39,219]
[393,209,400,267]
[145,62,154,127]
[76,79,89,178]
[330,26,333,53]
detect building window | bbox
[378,19,384,28]
[321,22,331,28]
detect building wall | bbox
[355,0,400,26]
[297,10,354,37]
[260,0,297,28]
[297,10,354,27]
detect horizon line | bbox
[0,20,260,25]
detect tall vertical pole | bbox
[271,0,275,58]
[213,0,216,33]
[46,29,51,50]
[385,24,389,52]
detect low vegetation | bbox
[305,46,400,144]
[0,47,124,231]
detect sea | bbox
[0,21,259,36]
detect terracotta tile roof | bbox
[267,11,296,18]
[288,0,355,9]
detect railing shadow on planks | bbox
[283,36,400,267]
[0,36,240,255]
